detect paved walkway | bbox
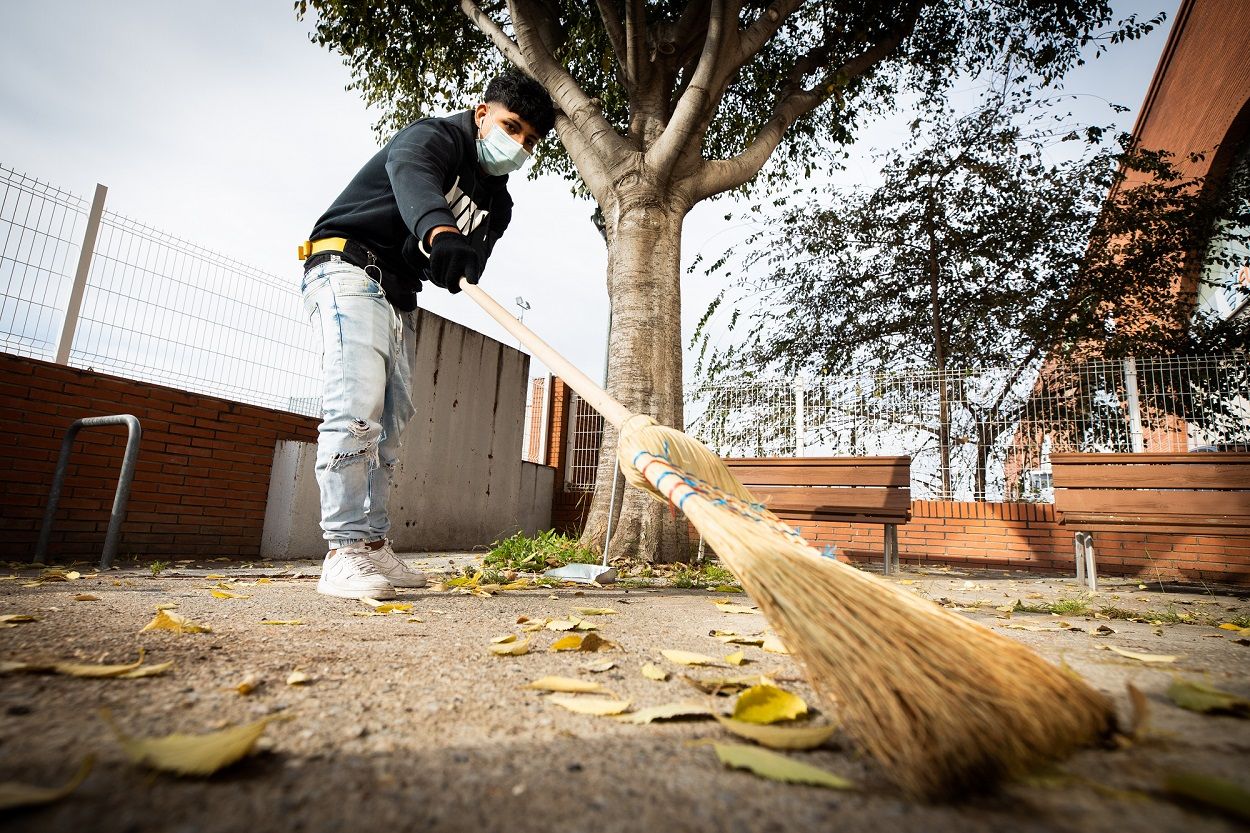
[1,555,1247,832]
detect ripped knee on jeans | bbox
[329,418,382,471]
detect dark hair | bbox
[484,69,556,137]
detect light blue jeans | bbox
[301,257,417,549]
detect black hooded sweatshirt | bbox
[309,110,513,310]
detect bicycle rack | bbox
[35,415,142,571]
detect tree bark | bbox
[579,166,692,563]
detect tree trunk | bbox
[579,173,691,564]
[926,221,952,500]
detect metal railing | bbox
[0,163,322,416]
[685,354,1250,502]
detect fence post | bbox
[54,183,107,366]
[793,376,805,457]
[1124,356,1144,453]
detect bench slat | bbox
[1051,452,1250,465]
[1054,488,1250,517]
[748,484,911,516]
[1056,512,1250,535]
[1051,461,1250,489]
[727,459,909,487]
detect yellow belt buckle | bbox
[297,240,311,261]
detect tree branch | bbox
[625,0,647,87]
[692,5,924,201]
[734,0,804,69]
[595,0,631,86]
[458,0,528,70]
[503,0,631,160]
[648,0,727,179]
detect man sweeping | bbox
[298,70,555,600]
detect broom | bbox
[461,279,1116,799]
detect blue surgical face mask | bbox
[476,123,531,176]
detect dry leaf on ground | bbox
[490,637,531,656]
[761,634,789,654]
[73,594,99,602]
[716,605,760,615]
[616,703,715,724]
[526,676,605,694]
[1167,678,1250,717]
[1102,645,1179,664]
[1164,772,1250,822]
[713,743,853,789]
[260,619,304,626]
[286,670,312,686]
[573,607,617,616]
[682,674,777,697]
[546,619,579,631]
[104,710,279,776]
[714,716,836,750]
[140,610,211,634]
[724,650,746,666]
[548,695,631,716]
[491,634,519,644]
[0,614,37,624]
[641,663,670,682]
[0,755,93,810]
[209,589,249,600]
[733,685,808,724]
[235,676,261,696]
[661,650,721,666]
[583,660,616,673]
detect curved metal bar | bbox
[35,415,142,570]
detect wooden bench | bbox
[1051,452,1250,589]
[725,457,912,573]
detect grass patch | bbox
[1050,597,1091,616]
[658,562,742,591]
[149,560,169,576]
[485,530,599,573]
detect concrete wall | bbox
[260,308,554,557]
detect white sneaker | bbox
[317,544,396,600]
[368,540,428,588]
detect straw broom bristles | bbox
[617,415,1116,799]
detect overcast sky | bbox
[0,1,1177,387]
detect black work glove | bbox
[428,233,482,295]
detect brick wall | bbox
[2,353,317,562]
[792,501,1249,585]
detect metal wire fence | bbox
[563,391,604,491]
[685,354,1250,502]
[0,163,322,416]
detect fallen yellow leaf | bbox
[490,637,531,656]
[713,743,853,789]
[1103,645,1180,664]
[117,661,174,679]
[761,634,789,654]
[716,605,760,615]
[0,614,37,624]
[583,660,616,673]
[550,634,585,651]
[616,703,715,724]
[140,610,211,634]
[546,619,579,631]
[573,607,617,616]
[375,602,413,614]
[260,619,304,626]
[235,675,261,696]
[1167,678,1250,717]
[73,594,100,602]
[104,710,279,776]
[714,715,836,750]
[641,663,670,682]
[210,589,249,599]
[0,755,93,810]
[526,676,605,694]
[548,695,631,716]
[52,652,146,678]
[204,574,227,579]
[491,634,518,644]
[1164,772,1250,822]
[724,651,746,666]
[661,650,721,666]
[286,670,312,686]
[733,685,808,724]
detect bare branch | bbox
[595,0,631,85]
[672,0,713,58]
[459,0,528,70]
[625,0,647,86]
[505,0,631,160]
[693,5,924,201]
[648,0,727,178]
[735,0,804,69]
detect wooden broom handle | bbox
[460,278,632,429]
